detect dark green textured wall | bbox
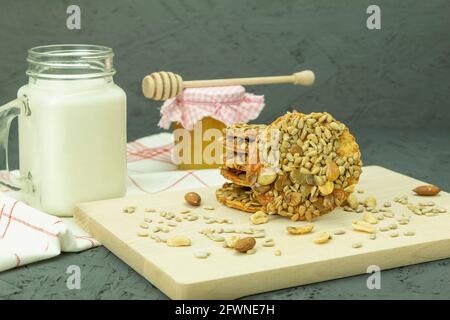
[0,0,449,168]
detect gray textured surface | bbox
[1,128,450,300]
[0,0,449,299]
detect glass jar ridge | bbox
[26,44,116,80]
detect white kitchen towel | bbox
[0,132,225,272]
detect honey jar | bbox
[158,86,265,170]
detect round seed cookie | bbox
[216,183,263,213]
[218,111,363,221]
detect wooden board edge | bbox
[173,238,450,299]
[73,207,179,299]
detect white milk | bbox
[17,78,127,216]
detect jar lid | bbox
[158,86,265,130]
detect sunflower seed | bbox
[123,206,136,214]
[194,251,210,259]
[352,242,363,248]
[390,232,399,238]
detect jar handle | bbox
[0,95,29,191]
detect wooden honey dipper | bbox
[142,70,315,100]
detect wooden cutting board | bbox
[74,166,450,299]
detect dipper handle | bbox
[142,70,315,100]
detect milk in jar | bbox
[0,45,127,216]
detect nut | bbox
[314,232,331,244]
[412,185,441,196]
[284,192,301,206]
[363,212,378,224]
[250,211,269,225]
[184,192,201,206]
[257,168,277,186]
[347,194,359,210]
[352,220,376,234]
[318,181,334,196]
[364,197,377,208]
[234,237,256,253]
[326,160,340,181]
[287,224,314,235]
[166,236,191,247]
[225,235,241,248]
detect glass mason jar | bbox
[0,44,127,216]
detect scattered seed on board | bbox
[390,232,399,238]
[123,206,136,214]
[144,208,156,213]
[383,201,391,208]
[137,231,149,237]
[383,212,394,218]
[380,226,390,232]
[246,249,256,255]
[208,234,225,242]
[161,227,170,233]
[274,249,282,256]
[370,234,376,240]
[263,239,275,247]
[167,236,191,247]
[144,218,152,223]
[194,251,210,259]
[175,217,182,222]
[140,223,149,229]
[333,229,346,235]
[352,242,363,248]
[179,209,190,214]
[203,206,215,210]
[357,189,365,194]
[167,222,177,227]
[188,216,199,221]
[389,223,398,230]
[153,227,161,233]
[404,231,415,236]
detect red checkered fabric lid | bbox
[158,86,265,130]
